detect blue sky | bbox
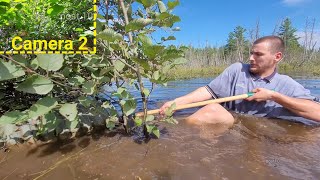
[168,0,320,47]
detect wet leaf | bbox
[59,103,78,121]
[134,117,143,126]
[66,118,79,130]
[146,124,155,133]
[106,116,118,130]
[0,111,28,125]
[152,128,160,138]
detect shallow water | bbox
[1,78,320,179]
[1,116,320,179]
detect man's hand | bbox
[159,100,177,116]
[246,88,275,102]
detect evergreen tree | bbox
[278,18,300,49]
[225,26,249,61]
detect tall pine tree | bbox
[278,18,300,49]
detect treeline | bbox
[182,18,320,73]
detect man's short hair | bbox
[253,36,285,54]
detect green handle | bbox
[247,92,254,97]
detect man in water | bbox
[159,36,320,125]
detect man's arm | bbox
[246,88,320,122]
[159,86,212,114]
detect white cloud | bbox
[282,0,309,6]
[295,31,320,49]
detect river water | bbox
[1,78,320,180]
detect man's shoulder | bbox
[226,62,248,72]
[274,73,304,87]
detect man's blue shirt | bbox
[206,62,319,125]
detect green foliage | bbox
[0,60,25,81]
[277,18,300,49]
[0,0,93,50]
[224,26,250,61]
[16,75,53,95]
[0,0,185,141]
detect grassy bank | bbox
[168,62,320,80]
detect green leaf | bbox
[27,96,58,120]
[68,76,85,86]
[152,128,160,138]
[0,111,28,125]
[161,36,176,41]
[157,1,167,13]
[165,102,176,117]
[146,115,154,122]
[143,88,150,96]
[164,117,178,124]
[137,34,152,46]
[13,55,28,67]
[136,0,156,8]
[106,116,118,130]
[78,96,93,108]
[146,124,155,133]
[97,28,122,42]
[30,58,39,69]
[37,54,64,71]
[66,118,79,130]
[82,80,95,95]
[134,117,143,126]
[125,18,153,32]
[0,60,25,81]
[59,103,78,121]
[47,4,64,16]
[142,45,165,59]
[114,60,126,72]
[167,0,179,10]
[0,92,4,99]
[173,57,187,65]
[153,71,160,80]
[16,75,53,95]
[121,99,136,116]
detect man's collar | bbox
[249,68,277,83]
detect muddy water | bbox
[1,116,320,179]
[1,78,320,179]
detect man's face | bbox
[249,41,277,75]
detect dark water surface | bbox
[1,78,320,180]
